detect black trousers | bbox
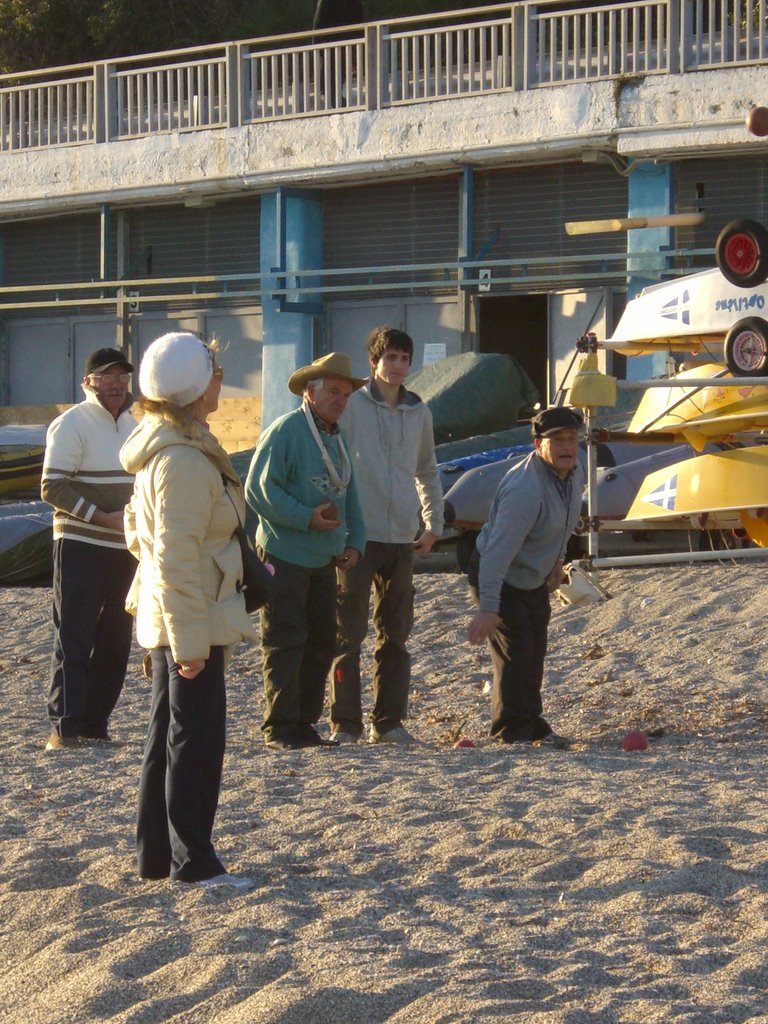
[469,571,552,742]
[137,647,226,883]
[258,551,337,744]
[48,539,135,738]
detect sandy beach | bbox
[2,560,767,1023]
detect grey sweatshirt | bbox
[340,379,444,543]
[476,451,586,611]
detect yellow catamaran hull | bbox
[628,363,768,450]
[627,445,768,545]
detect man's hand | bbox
[178,659,205,679]
[468,611,499,644]
[334,547,360,571]
[413,530,438,556]
[309,503,341,530]
[546,560,565,593]
[92,509,125,531]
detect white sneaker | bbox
[329,730,361,744]
[194,873,254,892]
[368,724,420,746]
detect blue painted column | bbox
[626,161,674,379]
[260,190,323,428]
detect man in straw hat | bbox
[466,406,585,749]
[245,353,367,750]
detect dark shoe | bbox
[82,730,121,747]
[533,732,570,750]
[299,726,339,748]
[265,735,303,750]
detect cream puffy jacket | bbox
[120,412,257,663]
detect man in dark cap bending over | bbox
[467,406,586,748]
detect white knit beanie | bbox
[139,332,214,407]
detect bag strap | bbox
[222,479,245,531]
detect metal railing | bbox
[532,0,668,83]
[0,246,715,314]
[113,53,229,138]
[0,0,765,153]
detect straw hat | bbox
[288,352,367,396]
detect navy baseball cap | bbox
[531,406,584,438]
[86,347,133,374]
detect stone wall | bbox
[0,397,262,454]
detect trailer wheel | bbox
[716,219,768,287]
[724,316,768,376]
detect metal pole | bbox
[576,546,768,570]
[585,407,599,560]
[616,377,768,389]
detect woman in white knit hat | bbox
[120,332,257,891]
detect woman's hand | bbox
[178,659,205,679]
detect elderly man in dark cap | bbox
[42,347,137,750]
[245,353,367,750]
[467,406,586,748]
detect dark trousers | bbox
[47,539,135,738]
[258,551,337,744]
[469,578,552,742]
[137,647,226,883]
[331,541,414,736]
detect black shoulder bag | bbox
[224,489,274,613]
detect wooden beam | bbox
[565,212,705,236]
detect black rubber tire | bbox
[724,316,768,376]
[716,219,768,288]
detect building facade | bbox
[0,1,766,425]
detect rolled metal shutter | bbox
[127,197,260,279]
[472,162,629,285]
[675,154,768,263]
[323,174,460,270]
[2,213,102,285]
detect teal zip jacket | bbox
[245,406,366,568]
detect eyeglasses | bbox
[92,372,131,384]
[212,366,224,381]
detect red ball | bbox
[453,738,476,748]
[746,106,768,137]
[622,730,649,752]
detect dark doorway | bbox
[478,294,548,405]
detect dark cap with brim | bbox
[531,406,584,438]
[86,347,133,374]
